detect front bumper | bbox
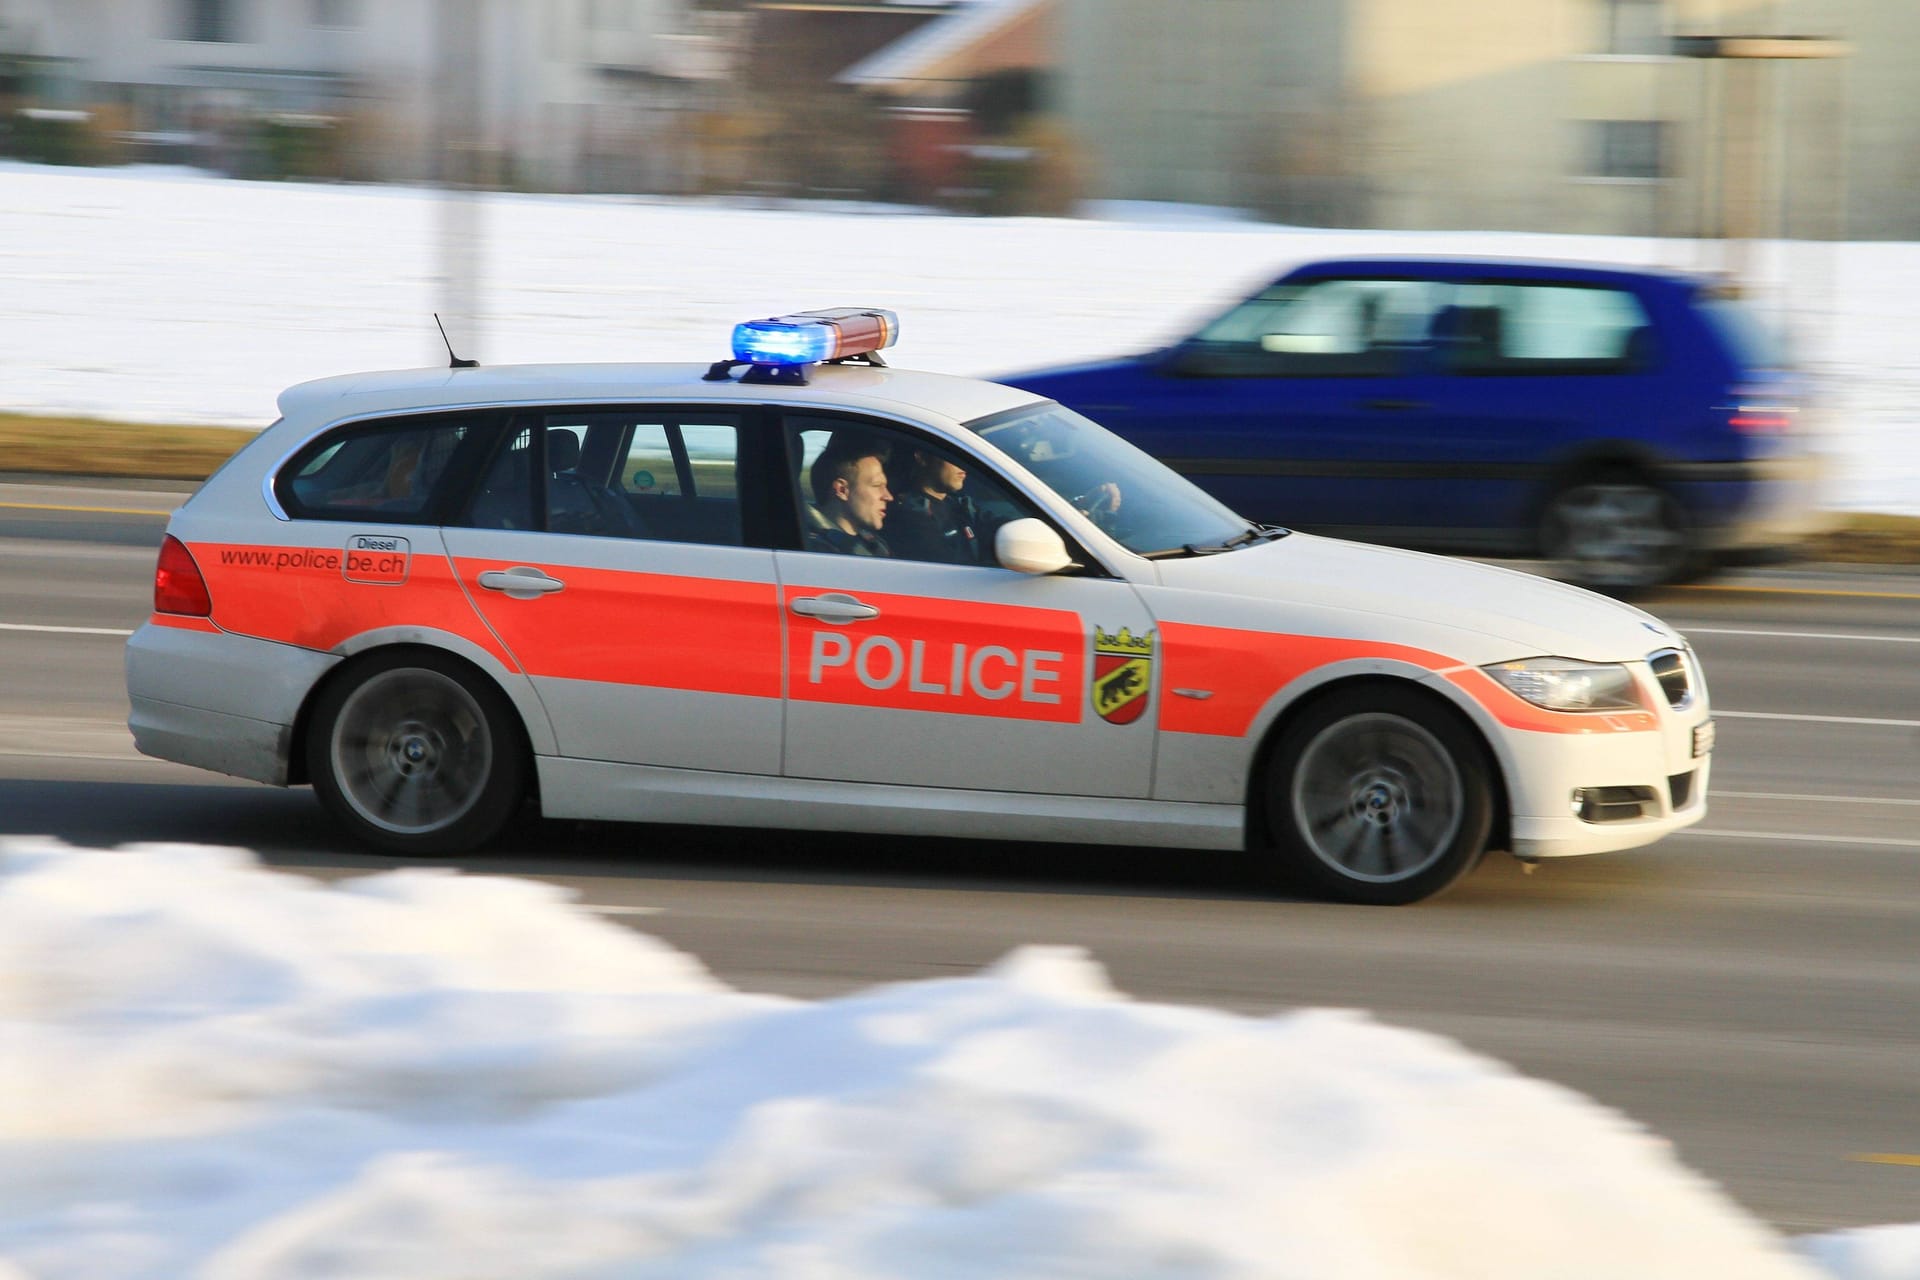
[125,620,338,785]
[1500,708,1712,859]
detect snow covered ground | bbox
[2,162,1916,514]
[0,838,1913,1280]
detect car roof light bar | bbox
[709,308,899,384]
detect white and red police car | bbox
[126,309,1712,903]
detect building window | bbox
[1585,120,1665,179]
[181,0,238,42]
[312,0,358,28]
[1598,0,1666,56]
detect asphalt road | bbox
[4,477,1920,1235]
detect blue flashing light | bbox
[732,318,836,366]
[730,308,899,367]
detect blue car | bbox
[1002,256,1825,590]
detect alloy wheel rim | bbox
[330,669,491,835]
[1548,483,1687,587]
[1290,713,1463,883]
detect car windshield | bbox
[966,401,1256,556]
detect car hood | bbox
[1149,533,1684,664]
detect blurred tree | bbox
[732,3,937,200]
[255,115,346,181]
[1235,101,1370,228]
[953,116,1083,217]
[7,107,112,166]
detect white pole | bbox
[436,0,484,362]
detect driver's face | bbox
[930,458,966,495]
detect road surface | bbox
[4,477,1918,1233]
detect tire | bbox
[307,649,526,855]
[1539,471,1697,593]
[1259,686,1493,905]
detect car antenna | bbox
[433,314,479,369]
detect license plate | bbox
[1692,720,1716,758]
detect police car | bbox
[125,309,1712,904]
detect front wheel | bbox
[307,650,526,855]
[1259,686,1492,905]
[1539,474,1696,593]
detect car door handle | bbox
[477,567,566,598]
[1361,398,1428,411]
[790,593,880,624]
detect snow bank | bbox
[1801,1227,1920,1280]
[0,838,1880,1278]
[3,162,1915,514]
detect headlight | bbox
[1483,658,1642,712]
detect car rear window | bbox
[277,416,474,522]
[1695,296,1790,371]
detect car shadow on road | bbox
[0,778,1685,908]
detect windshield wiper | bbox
[1176,523,1291,556]
[1139,524,1289,559]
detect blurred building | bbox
[2,0,1916,240]
[850,0,1908,240]
[0,0,732,188]
[835,0,1055,208]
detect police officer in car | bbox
[886,445,993,565]
[807,431,893,556]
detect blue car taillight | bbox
[1726,385,1801,438]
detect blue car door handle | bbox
[1361,398,1428,411]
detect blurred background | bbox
[0,1,1880,241]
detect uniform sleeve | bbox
[885,504,943,562]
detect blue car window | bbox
[1437,283,1652,375]
[1188,278,1445,377]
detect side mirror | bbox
[995,517,1073,575]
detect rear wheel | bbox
[1539,472,1696,593]
[1260,686,1492,905]
[307,649,525,855]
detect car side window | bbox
[277,415,472,523]
[1435,283,1653,375]
[608,416,742,544]
[456,410,744,545]
[620,423,683,497]
[464,424,537,529]
[785,415,1034,567]
[1185,278,1444,377]
[618,421,742,502]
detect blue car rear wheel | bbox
[1540,473,1697,593]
